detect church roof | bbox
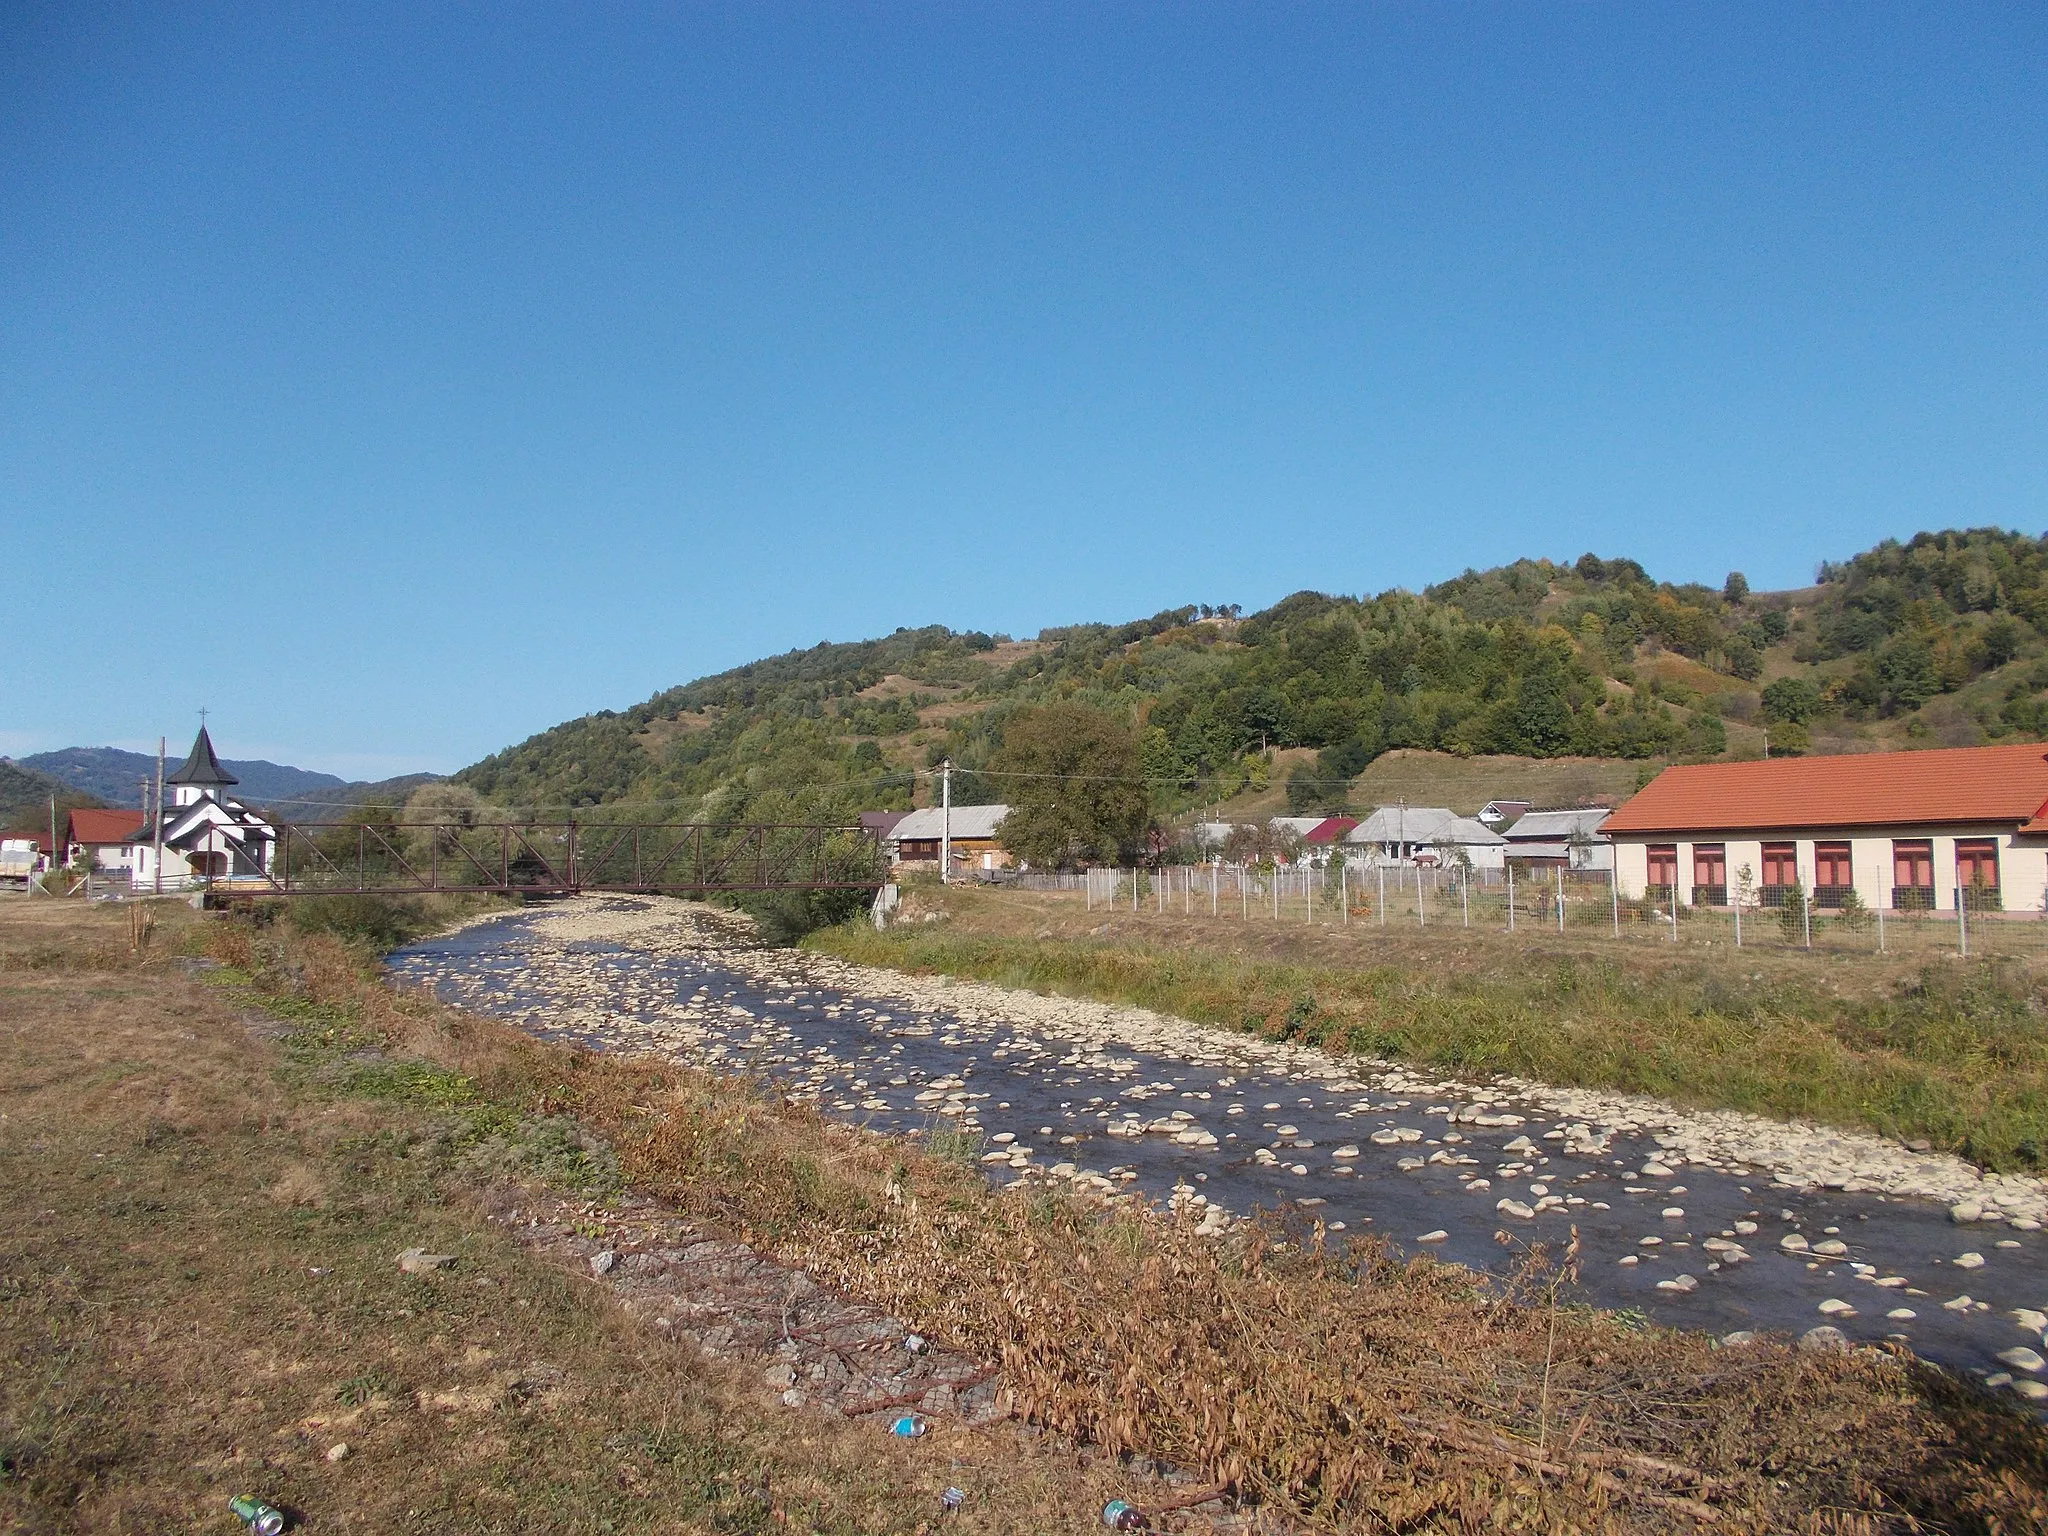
[168,726,237,787]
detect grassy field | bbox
[811,885,2048,1172]
[8,896,2048,1532]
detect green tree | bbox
[1876,638,1941,713]
[992,704,1150,867]
[1760,676,1823,725]
[1723,571,1750,604]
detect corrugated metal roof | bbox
[1435,814,1507,846]
[1505,808,1611,842]
[1345,806,1460,843]
[887,804,1010,841]
[1604,745,2048,835]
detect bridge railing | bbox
[260,821,884,896]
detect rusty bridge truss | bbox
[239,821,884,898]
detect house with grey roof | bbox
[886,804,1011,872]
[1501,807,1613,871]
[1344,806,1507,869]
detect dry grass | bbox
[0,903,1127,1534]
[163,904,2048,1531]
[813,887,2048,1171]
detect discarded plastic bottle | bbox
[939,1486,966,1513]
[889,1414,927,1438]
[229,1494,287,1536]
[1101,1499,1150,1530]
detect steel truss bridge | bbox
[232,821,884,898]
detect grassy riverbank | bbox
[8,896,2048,1532]
[809,886,2048,1172]
[0,899,1104,1533]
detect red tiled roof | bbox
[1605,744,2048,836]
[1302,816,1359,844]
[66,808,147,846]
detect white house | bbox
[66,808,147,873]
[128,728,277,889]
[1604,743,2048,913]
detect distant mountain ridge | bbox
[18,747,439,814]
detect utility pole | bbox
[940,759,952,884]
[49,795,58,884]
[153,737,165,896]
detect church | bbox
[129,727,278,889]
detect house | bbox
[128,727,277,889]
[886,804,1011,872]
[66,808,148,873]
[1478,799,1532,829]
[1301,816,1359,846]
[1503,808,1613,872]
[1345,806,1507,870]
[858,810,910,842]
[1344,806,1457,861]
[1605,743,2048,913]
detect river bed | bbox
[390,897,2048,1396]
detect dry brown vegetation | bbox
[7,897,2048,1531]
[0,901,1125,1534]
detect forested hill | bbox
[455,528,2048,823]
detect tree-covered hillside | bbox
[0,760,104,845]
[454,528,2048,826]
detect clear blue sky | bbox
[4,5,2043,777]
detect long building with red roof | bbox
[1604,742,2048,914]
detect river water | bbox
[390,901,2048,1394]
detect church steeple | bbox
[168,725,237,802]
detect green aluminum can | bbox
[229,1494,287,1535]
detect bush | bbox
[1835,887,1873,931]
[1777,885,1811,943]
[285,894,433,951]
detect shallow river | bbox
[391,901,2048,1393]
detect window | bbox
[1892,840,1933,910]
[1957,839,2001,911]
[1692,843,1727,905]
[1813,841,1853,907]
[1759,841,1799,906]
[1645,845,1677,893]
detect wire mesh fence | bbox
[1069,860,2048,959]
